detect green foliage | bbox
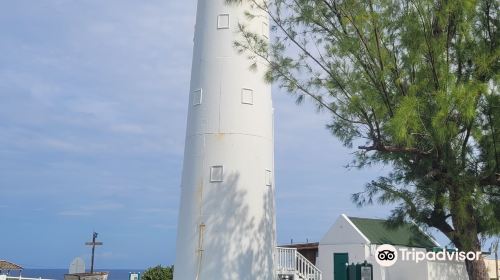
[142,265,173,280]
[230,0,499,278]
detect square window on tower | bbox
[265,170,272,186]
[241,88,254,105]
[210,166,224,182]
[217,14,230,29]
[192,89,202,106]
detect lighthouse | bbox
[173,0,275,279]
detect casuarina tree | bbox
[228,0,499,279]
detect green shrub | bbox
[142,265,173,280]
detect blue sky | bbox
[0,0,447,270]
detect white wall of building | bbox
[485,258,500,279]
[427,260,467,280]
[381,246,428,280]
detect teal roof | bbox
[348,217,437,248]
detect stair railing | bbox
[276,247,322,280]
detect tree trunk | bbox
[460,223,489,280]
[462,231,488,280]
[448,186,489,280]
[465,257,489,280]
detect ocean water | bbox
[13,269,144,280]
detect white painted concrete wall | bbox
[380,246,428,280]
[371,246,467,280]
[174,1,275,280]
[427,260,467,280]
[485,258,500,279]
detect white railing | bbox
[276,247,322,280]
[276,247,297,274]
[5,276,55,280]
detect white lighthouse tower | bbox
[173,0,275,279]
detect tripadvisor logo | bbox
[375,244,398,267]
[375,244,482,267]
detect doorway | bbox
[333,252,349,280]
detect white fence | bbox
[276,247,322,280]
[4,276,55,280]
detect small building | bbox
[0,260,23,279]
[316,214,467,280]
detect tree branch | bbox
[358,144,432,156]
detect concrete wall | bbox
[485,258,500,279]
[381,246,428,280]
[365,245,468,280]
[427,260,467,280]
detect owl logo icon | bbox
[375,244,398,267]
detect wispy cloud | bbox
[139,208,175,214]
[94,251,127,260]
[151,224,176,230]
[42,138,83,152]
[110,124,146,135]
[58,202,124,217]
[58,210,93,217]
